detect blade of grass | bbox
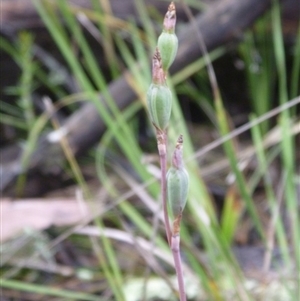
[54,0,152,184]
[91,219,126,301]
[33,0,154,194]
[44,97,90,199]
[95,112,167,251]
[133,0,157,49]
[220,187,243,245]
[90,0,120,78]
[31,2,144,299]
[290,23,300,99]
[0,279,100,301]
[250,114,291,267]
[0,36,67,99]
[272,2,299,295]
[15,111,50,196]
[0,113,27,129]
[8,31,37,128]
[114,32,149,93]
[215,96,265,240]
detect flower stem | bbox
[171,233,186,301]
[156,129,172,246]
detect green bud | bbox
[147,83,172,131]
[167,166,189,219]
[157,32,178,72]
[167,135,189,218]
[157,2,178,71]
[147,49,172,130]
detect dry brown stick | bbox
[65,0,273,154]
[2,0,273,194]
[1,0,195,31]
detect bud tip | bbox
[152,48,165,85]
[163,2,177,32]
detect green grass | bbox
[1,0,299,300]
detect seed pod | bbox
[147,49,172,130]
[157,2,178,71]
[157,32,178,72]
[147,83,172,131]
[167,166,189,218]
[167,135,189,218]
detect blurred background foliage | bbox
[0,0,299,300]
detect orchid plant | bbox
[146,3,189,300]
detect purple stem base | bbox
[172,234,187,301]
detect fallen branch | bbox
[2,0,273,195]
